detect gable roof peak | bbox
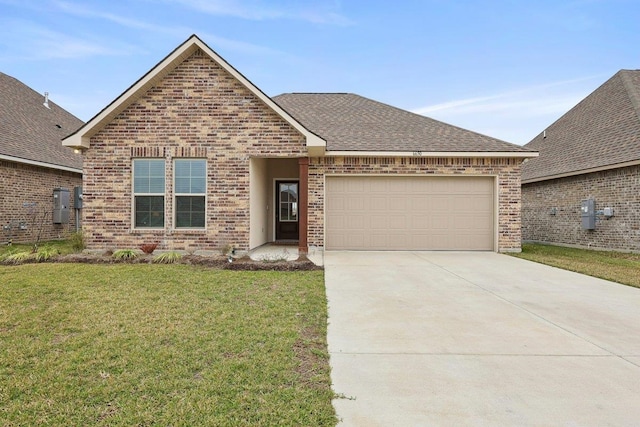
[62,34,326,155]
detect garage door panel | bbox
[326,176,494,250]
[388,197,407,211]
[370,196,387,211]
[411,214,431,229]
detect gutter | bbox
[0,154,82,174]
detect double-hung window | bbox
[133,159,165,228]
[174,159,206,228]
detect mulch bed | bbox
[45,253,323,271]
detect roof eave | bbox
[62,134,90,150]
[522,158,640,184]
[322,150,539,158]
[0,153,82,174]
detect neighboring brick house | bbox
[522,70,640,251]
[63,35,536,254]
[1,72,83,244]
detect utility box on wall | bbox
[581,198,596,230]
[74,186,83,210]
[53,188,70,224]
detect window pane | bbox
[175,177,190,193]
[136,161,149,176]
[134,159,165,194]
[174,159,206,194]
[176,196,190,210]
[149,160,164,176]
[148,177,165,193]
[175,161,190,178]
[191,161,206,177]
[135,196,164,228]
[191,196,205,211]
[176,212,191,228]
[191,177,206,193]
[150,197,165,211]
[191,212,205,228]
[136,196,150,211]
[175,196,205,228]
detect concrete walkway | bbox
[325,251,640,426]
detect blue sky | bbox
[1,0,638,145]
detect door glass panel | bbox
[279,183,298,222]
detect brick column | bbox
[298,157,309,254]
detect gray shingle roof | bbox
[522,70,640,182]
[0,72,83,170]
[273,93,533,153]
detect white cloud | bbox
[0,19,137,60]
[50,1,286,56]
[412,75,606,144]
[167,0,354,25]
[53,0,159,31]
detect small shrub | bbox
[219,243,235,256]
[153,251,183,264]
[35,245,60,262]
[112,249,139,261]
[259,250,291,263]
[69,231,85,252]
[0,247,18,262]
[4,251,34,264]
[139,243,159,254]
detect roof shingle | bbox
[522,70,640,182]
[273,93,533,153]
[0,72,83,170]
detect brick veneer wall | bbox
[308,156,524,252]
[522,164,640,252]
[0,160,82,244]
[82,49,306,252]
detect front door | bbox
[275,180,299,241]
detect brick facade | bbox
[82,49,306,252]
[1,160,82,244]
[80,47,526,253]
[522,164,640,252]
[308,156,524,252]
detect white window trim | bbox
[132,158,166,230]
[173,158,207,230]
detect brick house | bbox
[63,35,536,254]
[1,72,83,244]
[522,70,640,251]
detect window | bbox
[174,159,206,228]
[279,182,298,222]
[133,159,165,228]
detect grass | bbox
[0,239,76,257]
[511,243,640,288]
[0,264,336,426]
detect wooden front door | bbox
[275,180,299,241]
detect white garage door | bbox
[326,176,494,250]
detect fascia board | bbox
[0,154,82,174]
[323,151,539,158]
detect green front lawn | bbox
[0,264,336,426]
[511,243,640,289]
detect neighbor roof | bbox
[522,70,640,183]
[273,93,535,155]
[0,72,83,172]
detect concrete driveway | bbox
[325,251,640,426]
